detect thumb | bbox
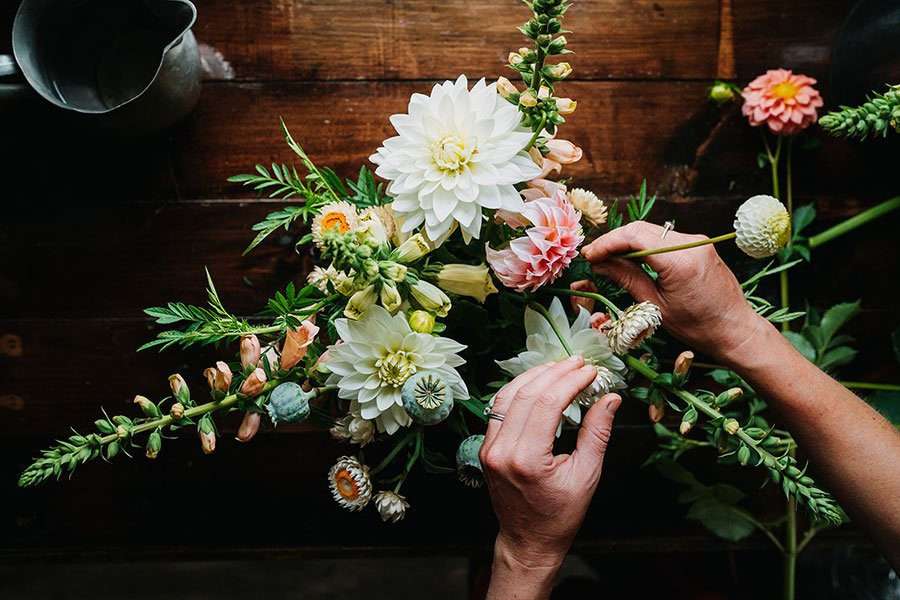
[574,393,622,484]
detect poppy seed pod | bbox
[267,382,313,426]
[401,371,454,425]
[456,435,486,488]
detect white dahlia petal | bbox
[734,194,791,259]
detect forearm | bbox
[724,317,900,564]
[486,536,562,600]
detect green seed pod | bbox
[401,371,454,425]
[456,435,485,488]
[267,382,313,425]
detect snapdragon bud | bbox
[236,411,261,443]
[544,62,572,80]
[648,401,665,423]
[170,402,185,420]
[379,282,403,314]
[508,52,524,66]
[679,406,698,435]
[715,387,743,407]
[198,415,216,454]
[133,395,161,418]
[168,374,190,405]
[345,285,378,320]
[391,233,431,264]
[556,97,577,116]
[203,361,233,393]
[379,261,408,283]
[240,334,261,369]
[240,368,267,397]
[496,77,518,100]
[410,280,452,317]
[519,89,538,108]
[673,351,694,385]
[145,430,162,459]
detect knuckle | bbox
[481,448,506,472]
[534,391,557,410]
[584,425,613,452]
[509,455,535,478]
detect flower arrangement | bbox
[18,3,900,592]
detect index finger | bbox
[581,221,695,270]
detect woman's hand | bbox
[480,357,622,600]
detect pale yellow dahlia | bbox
[328,456,373,511]
[567,188,608,227]
[733,195,791,259]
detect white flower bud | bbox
[410,280,452,317]
[345,285,378,320]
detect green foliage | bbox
[820,85,900,140]
[140,269,267,351]
[607,179,656,230]
[656,460,758,542]
[788,301,862,373]
[261,281,325,324]
[346,165,387,208]
[242,204,318,256]
[742,260,806,323]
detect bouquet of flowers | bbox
[19,0,898,547]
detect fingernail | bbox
[566,355,582,364]
[604,394,622,415]
[579,365,595,376]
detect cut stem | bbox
[809,196,900,249]
[621,232,736,259]
[546,287,622,317]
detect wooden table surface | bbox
[1,0,897,578]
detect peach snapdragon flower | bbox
[486,190,584,292]
[741,69,823,135]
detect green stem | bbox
[796,526,821,554]
[785,138,794,215]
[739,509,786,554]
[393,431,423,493]
[546,287,622,317]
[840,381,900,392]
[621,232,736,259]
[524,113,548,151]
[784,480,798,600]
[371,430,416,476]
[529,301,574,356]
[809,196,900,248]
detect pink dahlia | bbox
[486,190,584,292]
[742,69,824,135]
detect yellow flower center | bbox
[320,211,351,233]
[771,82,798,101]
[334,469,359,500]
[376,350,417,387]
[431,134,476,175]
[766,212,792,249]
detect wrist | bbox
[713,310,777,370]
[489,533,563,597]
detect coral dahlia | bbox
[741,69,823,135]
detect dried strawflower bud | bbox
[374,491,410,523]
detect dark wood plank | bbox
[190,0,721,81]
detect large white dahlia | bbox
[370,75,542,241]
[497,298,626,427]
[323,305,468,434]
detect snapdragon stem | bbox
[621,232,736,259]
[808,196,900,248]
[546,287,622,317]
[525,113,547,151]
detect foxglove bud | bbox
[679,406,698,435]
[146,430,162,459]
[280,319,319,371]
[240,334,261,369]
[708,81,737,105]
[545,139,582,164]
[544,62,572,80]
[538,85,551,100]
[508,51,524,66]
[168,374,190,405]
[547,36,567,54]
[410,280,452,317]
[408,310,436,334]
[648,401,665,423]
[345,284,378,320]
[556,97,577,116]
[715,387,743,407]
[236,411,261,443]
[379,261,407,283]
[379,281,403,314]
[203,361,233,393]
[519,89,538,108]
[240,368,267,397]
[334,271,358,296]
[133,395,161,418]
[496,77,518,100]
[433,263,498,303]
[391,233,431,264]
[199,429,216,454]
[723,418,740,435]
[738,445,752,466]
[673,351,694,386]
[170,402,185,420]
[361,257,380,279]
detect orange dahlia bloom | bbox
[741,69,823,135]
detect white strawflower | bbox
[373,491,410,523]
[328,456,373,511]
[357,206,391,246]
[733,194,791,258]
[605,302,662,354]
[330,412,376,447]
[568,188,608,226]
[497,298,626,429]
[370,75,542,241]
[323,305,468,434]
[575,365,622,407]
[311,202,359,249]
[307,264,341,293]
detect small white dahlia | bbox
[497,298,626,428]
[323,305,468,434]
[568,188,608,227]
[328,456,373,511]
[311,201,359,249]
[370,75,542,241]
[605,302,662,354]
[733,195,791,258]
[373,491,410,523]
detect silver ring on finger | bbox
[485,410,505,422]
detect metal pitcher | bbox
[6,0,201,134]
